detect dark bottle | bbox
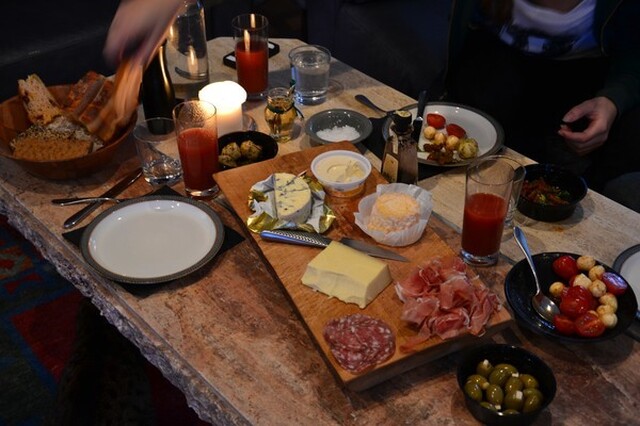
[141,42,176,124]
[381,110,418,184]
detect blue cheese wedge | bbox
[301,241,392,308]
[273,172,312,223]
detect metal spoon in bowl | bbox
[513,226,561,324]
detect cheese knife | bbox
[62,167,143,229]
[411,90,428,141]
[259,229,409,262]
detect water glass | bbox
[166,0,210,100]
[173,100,219,198]
[289,45,331,105]
[264,87,297,142]
[460,157,515,266]
[232,13,269,99]
[133,118,182,186]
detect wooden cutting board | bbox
[215,141,512,391]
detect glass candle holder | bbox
[199,81,247,136]
[232,13,269,99]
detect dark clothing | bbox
[443,0,640,191]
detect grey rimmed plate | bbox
[613,244,640,320]
[80,195,224,284]
[382,102,504,167]
[305,108,373,144]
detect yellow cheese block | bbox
[301,241,392,308]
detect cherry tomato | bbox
[575,312,606,338]
[553,314,576,335]
[445,123,466,138]
[426,113,446,129]
[552,255,579,280]
[560,287,591,319]
[601,271,628,296]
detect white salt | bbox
[316,125,361,142]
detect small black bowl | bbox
[218,131,278,170]
[517,164,587,222]
[457,344,556,425]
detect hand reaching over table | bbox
[558,97,617,156]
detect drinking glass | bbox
[487,155,526,227]
[166,0,210,100]
[289,45,331,105]
[264,87,297,142]
[134,118,183,186]
[173,100,219,198]
[460,157,515,266]
[232,13,269,99]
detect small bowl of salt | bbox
[305,109,373,145]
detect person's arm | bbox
[103,0,184,68]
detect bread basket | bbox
[0,85,136,180]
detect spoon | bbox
[513,226,561,324]
[354,94,395,116]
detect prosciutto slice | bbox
[396,256,501,352]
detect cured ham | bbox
[396,256,501,352]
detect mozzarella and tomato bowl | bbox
[548,254,629,338]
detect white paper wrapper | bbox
[249,173,329,232]
[354,183,433,247]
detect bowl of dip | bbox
[305,109,373,145]
[311,150,371,197]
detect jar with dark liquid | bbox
[264,87,297,142]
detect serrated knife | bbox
[411,90,428,141]
[63,167,143,229]
[259,229,409,262]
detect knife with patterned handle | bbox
[259,230,409,262]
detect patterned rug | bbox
[0,214,207,425]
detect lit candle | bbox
[198,81,247,136]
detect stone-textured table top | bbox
[0,38,638,425]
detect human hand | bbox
[558,97,617,156]
[103,0,183,69]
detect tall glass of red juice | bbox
[232,14,269,99]
[173,100,219,198]
[460,157,515,266]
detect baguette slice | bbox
[78,78,114,127]
[11,125,92,161]
[18,74,62,125]
[62,71,106,120]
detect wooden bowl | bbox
[0,85,135,180]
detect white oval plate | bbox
[81,196,224,284]
[614,244,640,320]
[383,102,504,167]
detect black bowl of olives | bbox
[218,131,278,170]
[457,344,556,425]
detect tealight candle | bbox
[198,81,247,136]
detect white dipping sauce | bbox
[314,155,365,183]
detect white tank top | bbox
[498,0,598,57]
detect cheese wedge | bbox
[301,241,392,308]
[273,172,312,223]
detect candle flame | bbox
[243,29,250,52]
[187,46,198,76]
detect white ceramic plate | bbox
[81,196,224,284]
[383,102,504,167]
[614,244,640,320]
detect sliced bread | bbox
[17,74,62,125]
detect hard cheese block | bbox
[273,172,312,222]
[301,241,392,308]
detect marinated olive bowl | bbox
[217,130,278,170]
[517,164,587,222]
[457,344,556,425]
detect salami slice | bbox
[323,314,396,374]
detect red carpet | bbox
[0,214,208,425]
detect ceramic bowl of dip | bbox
[311,150,371,197]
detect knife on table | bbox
[411,90,428,141]
[259,229,409,262]
[63,167,143,229]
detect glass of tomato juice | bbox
[232,13,269,99]
[460,156,515,266]
[173,100,219,198]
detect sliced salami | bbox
[323,314,396,374]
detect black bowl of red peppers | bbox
[517,164,587,222]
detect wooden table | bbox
[1,38,638,425]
